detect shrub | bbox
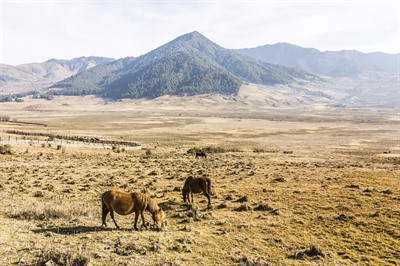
[36,245,90,266]
[145,149,152,156]
[0,144,13,155]
[253,148,265,153]
[9,202,90,221]
[187,146,241,154]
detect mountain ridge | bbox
[236,43,398,77]
[0,56,114,94]
[1,32,397,107]
[51,31,318,99]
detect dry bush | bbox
[187,145,242,154]
[238,255,270,266]
[0,144,13,155]
[145,148,152,156]
[252,147,279,153]
[36,245,90,266]
[289,245,325,260]
[9,201,90,221]
[154,258,181,266]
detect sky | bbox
[1,0,399,65]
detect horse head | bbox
[152,207,164,225]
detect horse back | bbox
[184,177,210,194]
[102,189,135,215]
[131,192,151,211]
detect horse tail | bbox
[101,192,109,227]
[101,192,105,206]
[101,192,107,211]
[206,177,212,195]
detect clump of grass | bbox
[145,148,152,156]
[238,255,269,265]
[0,144,13,155]
[154,257,181,266]
[9,202,90,221]
[36,245,90,266]
[289,245,325,260]
[252,148,265,153]
[187,145,242,154]
[253,147,280,153]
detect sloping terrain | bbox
[236,43,399,77]
[237,43,399,107]
[51,31,318,99]
[0,57,113,94]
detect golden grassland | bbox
[0,96,399,265]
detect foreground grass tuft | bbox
[36,245,90,266]
[9,202,90,221]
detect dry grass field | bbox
[0,95,399,266]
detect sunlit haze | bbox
[1,0,399,65]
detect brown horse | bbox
[182,176,212,209]
[101,189,164,230]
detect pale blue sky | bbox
[1,0,399,65]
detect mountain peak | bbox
[176,31,205,40]
[164,31,218,49]
[52,31,316,99]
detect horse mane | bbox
[131,192,160,214]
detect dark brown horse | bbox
[195,151,207,159]
[101,189,164,230]
[182,176,212,209]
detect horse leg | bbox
[110,210,119,229]
[204,191,211,209]
[191,192,194,203]
[141,210,147,228]
[182,189,187,203]
[101,203,109,227]
[134,211,139,230]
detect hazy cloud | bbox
[1,1,398,65]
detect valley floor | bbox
[0,96,399,265]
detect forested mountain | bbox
[236,43,399,77]
[51,31,318,99]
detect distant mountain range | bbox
[236,43,398,77]
[0,31,398,107]
[0,56,113,94]
[50,31,317,99]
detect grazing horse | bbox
[182,176,212,209]
[101,189,164,230]
[195,151,207,159]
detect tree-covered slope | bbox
[51,31,318,99]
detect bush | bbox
[36,246,90,266]
[253,148,265,153]
[9,202,90,221]
[145,149,152,156]
[187,146,241,154]
[0,144,13,155]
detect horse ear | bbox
[159,207,162,213]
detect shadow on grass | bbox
[32,225,130,235]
